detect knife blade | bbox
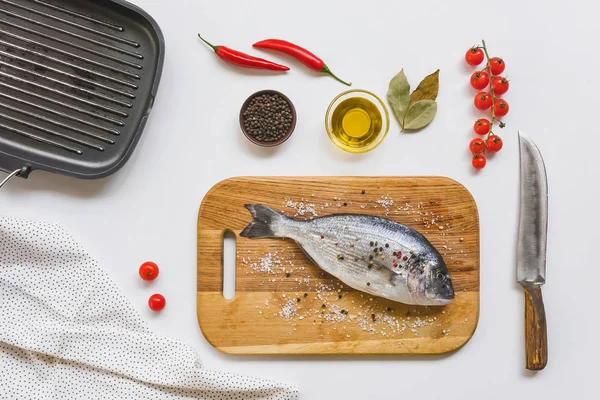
[517,131,548,371]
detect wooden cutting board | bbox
[197,177,479,355]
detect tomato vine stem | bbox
[481,39,496,140]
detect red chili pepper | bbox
[253,39,351,86]
[198,34,289,72]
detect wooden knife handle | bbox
[524,287,548,370]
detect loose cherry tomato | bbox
[469,138,485,154]
[465,48,484,66]
[474,118,491,135]
[139,261,159,281]
[148,294,166,312]
[489,57,505,75]
[470,71,490,90]
[494,98,509,116]
[472,154,486,169]
[492,76,509,95]
[486,135,503,152]
[474,92,492,110]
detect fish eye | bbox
[435,272,446,281]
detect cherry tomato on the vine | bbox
[469,138,486,154]
[139,261,159,281]
[474,118,491,135]
[492,76,509,95]
[148,294,166,312]
[465,48,484,66]
[474,92,492,110]
[494,98,509,116]
[470,71,490,90]
[486,135,503,152]
[466,43,509,170]
[489,57,505,75]
[472,154,487,169]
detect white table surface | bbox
[1,0,597,398]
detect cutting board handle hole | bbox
[223,230,236,300]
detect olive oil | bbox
[330,97,383,151]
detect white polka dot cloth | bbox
[0,217,298,399]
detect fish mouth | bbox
[432,287,455,305]
[420,296,453,306]
[434,297,453,306]
[420,291,454,306]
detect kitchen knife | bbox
[517,131,548,370]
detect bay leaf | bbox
[387,69,411,127]
[409,69,440,107]
[403,100,437,131]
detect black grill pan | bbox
[0,0,164,182]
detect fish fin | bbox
[240,204,286,238]
[389,272,398,286]
[297,244,319,268]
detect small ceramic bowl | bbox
[239,90,297,147]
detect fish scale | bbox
[290,219,424,303]
[312,218,419,267]
[241,204,454,306]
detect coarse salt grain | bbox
[279,299,298,320]
[283,199,319,218]
[375,195,395,215]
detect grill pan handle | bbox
[0,166,30,190]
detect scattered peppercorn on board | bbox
[197,177,480,355]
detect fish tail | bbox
[240,204,288,238]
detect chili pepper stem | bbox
[198,34,219,52]
[322,66,351,86]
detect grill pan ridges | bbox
[0,0,164,179]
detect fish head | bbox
[421,258,455,305]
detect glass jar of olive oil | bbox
[325,90,390,153]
